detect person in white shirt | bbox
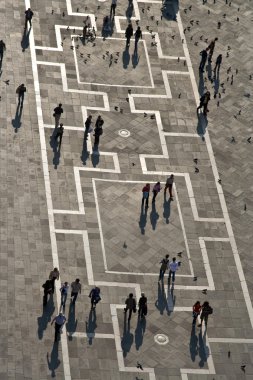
[168,257,179,284]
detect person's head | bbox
[172,257,176,262]
[75,278,80,283]
[53,267,58,272]
[21,83,24,87]
[88,115,92,120]
[60,123,63,127]
[141,292,145,297]
[146,183,150,188]
[206,91,210,96]
[203,301,209,307]
[165,254,169,259]
[195,301,200,306]
[137,26,141,30]
[170,174,174,179]
[214,37,218,41]
[59,103,62,107]
[129,293,133,298]
[98,115,101,120]
[59,312,63,316]
[157,181,160,185]
[64,282,68,286]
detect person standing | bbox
[138,293,147,319]
[93,115,104,147]
[164,174,174,200]
[89,286,101,309]
[141,183,150,208]
[198,301,213,327]
[110,0,117,18]
[16,84,26,108]
[60,282,69,309]
[168,257,179,285]
[124,293,136,322]
[53,103,63,127]
[55,123,64,149]
[214,54,222,75]
[206,37,218,62]
[199,49,208,72]
[152,181,162,203]
[125,23,133,47]
[49,267,60,294]
[24,8,34,29]
[197,91,211,116]
[134,26,142,51]
[159,254,169,281]
[84,115,92,141]
[192,301,202,325]
[70,278,82,304]
[83,25,88,44]
[0,40,6,67]
[51,312,66,343]
[42,279,53,306]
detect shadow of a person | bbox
[122,46,130,69]
[21,27,31,52]
[167,286,176,315]
[121,315,134,357]
[37,295,55,340]
[81,139,90,165]
[206,60,213,81]
[135,316,146,350]
[50,129,62,168]
[12,102,23,133]
[196,112,208,138]
[198,330,209,368]
[198,71,205,97]
[132,50,139,69]
[189,325,198,362]
[47,342,61,377]
[126,0,133,20]
[66,302,78,341]
[155,281,169,315]
[150,201,159,230]
[86,309,97,345]
[91,151,100,167]
[139,206,148,235]
[163,196,171,224]
[213,74,220,99]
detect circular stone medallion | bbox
[118,129,131,138]
[154,334,169,345]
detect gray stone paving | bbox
[0,0,253,379]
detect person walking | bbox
[152,181,162,203]
[54,123,64,149]
[141,183,150,208]
[110,0,117,18]
[206,37,218,62]
[42,279,53,306]
[24,8,34,29]
[138,293,147,319]
[83,24,88,44]
[198,301,213,327]
[159,254,169,281]
[84,115,92,141]
[93,115,104,147]
[89,286,101,309]
[125,23,133,47]
[70,278,82,304]
[53,103,63,127]
[192,301,202,325]
[51,312,66,343]
[124,293,136,322]
[16,84,26,108]
[168,257,179,285]
[60,282,69,309]
[0,40,6,67]
[197,91,211,116]
[134,26,142,51]
[214,54,222,75]
[199,49,208,72]
[164,174,174,200]
[49,267,60,294]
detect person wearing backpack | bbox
[159,254,169,282]
[198,301,213,327]
[124,293,136,322]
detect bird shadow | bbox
[135,316,146,350]
[121,316,134,357]
[132,50,140,68]
[37,295,55,340]
[163,196,171,224]
[139,206,148,235]
[161,0,179,21]
[66,302,78,340]
[12,101,24,132]
[86,309,97,345]
[122,46,130,69]
[196,113,208,138]
[47,342,61,378]
[155,281,169,315]
[150,201,159,230]
[189,325,198,362]
[21,27,31,52]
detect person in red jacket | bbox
[192,301,202,325]
[141,183,150,208]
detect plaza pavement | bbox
[0,0,253,379]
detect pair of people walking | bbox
[84,115,104,147]
[125,23,142,51]
[124,293,148,321]
[192,301,213,327]
[158,255,180,284]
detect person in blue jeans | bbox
[168,257,179,284]
[60,282,69,309]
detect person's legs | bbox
[152,191,157,202]
[59,134,63,149]
[55,114,60,128]
[94,135,99,145]
[128,308,132,321]
[172,271,175,283]
[61,293,67,307]
[168,270,172,283]
[71,292,78,303]
[54,324,61,342]
[134,38,138,51]
[204,315,208,326]
[159,269,164,281]
[51,278,56,294]
[43,291,48,306]
[124,306,129,313]
[169,184,173,199]
[145,195,149,208]
[141,196,144,208]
